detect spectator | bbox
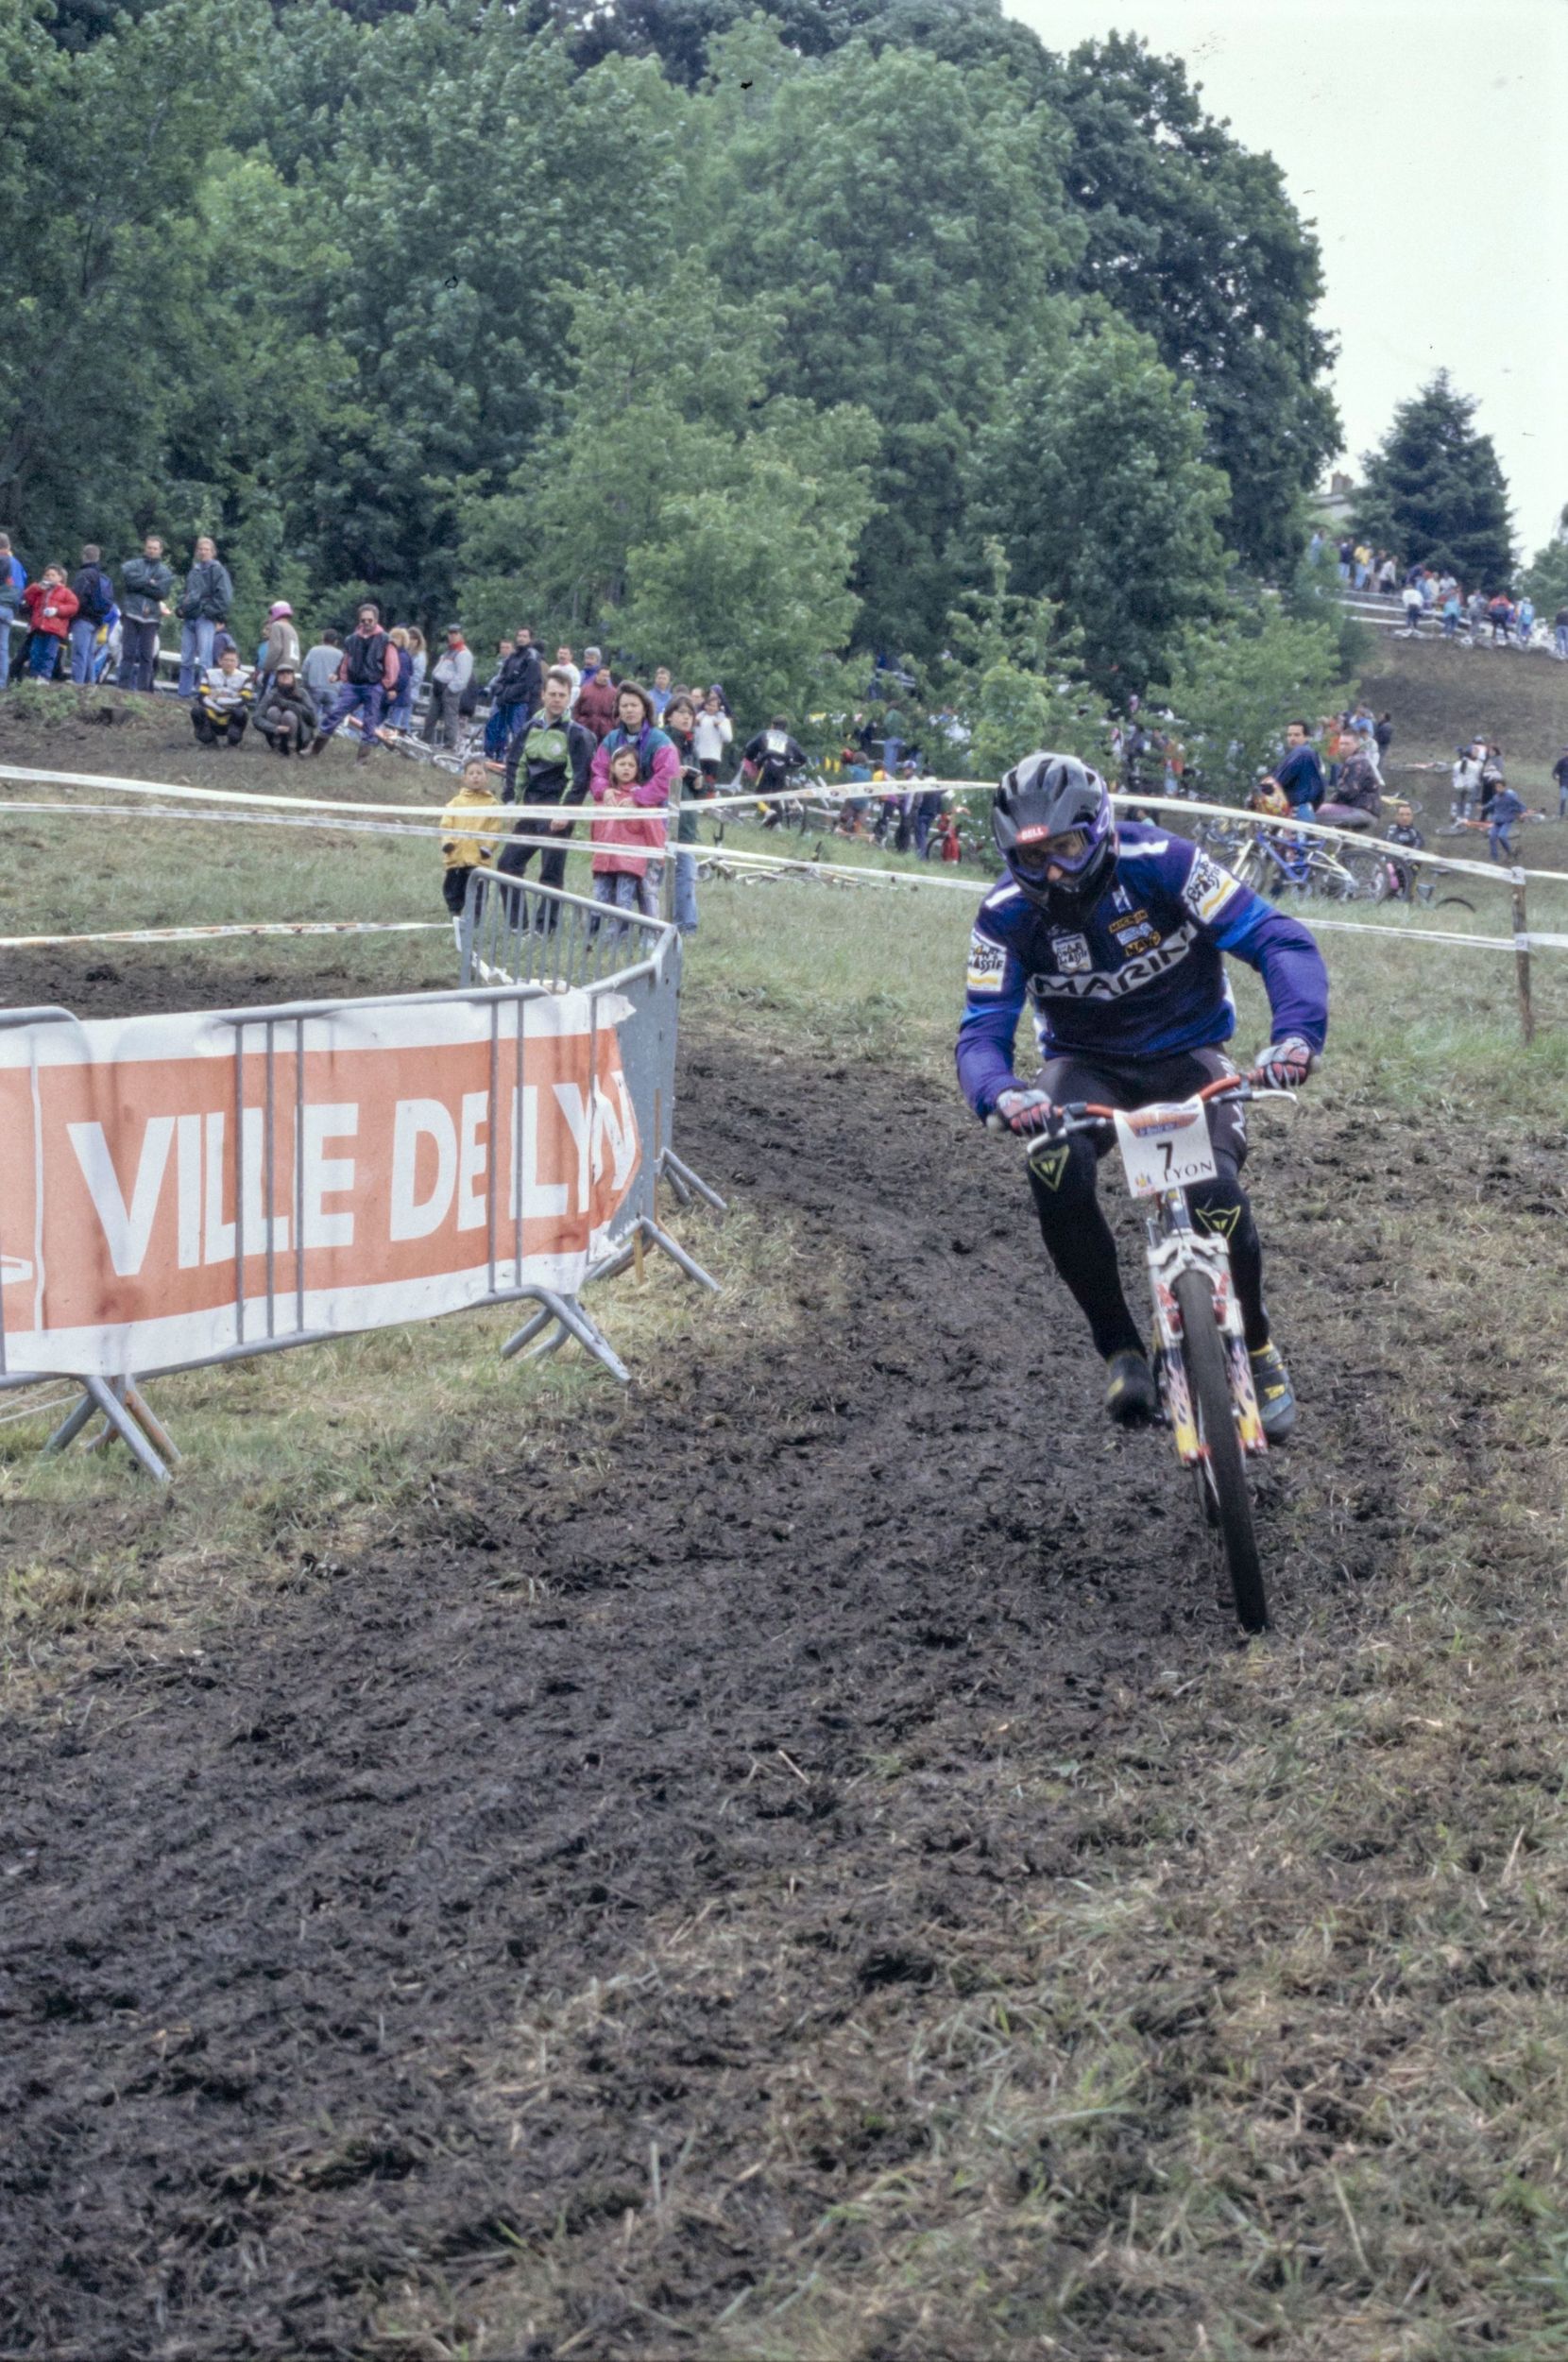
[20,565,77,677]
[253,662,317,757]
[481,637,516,759]
[1516,595,1536,650]
[385,626,416,730]
[300,626,341,713]
[574,651,620,742]
[0,533,27,686]
[554,643,581,703]
[67,544,114,684]
[1274,720,1325,821]
[1441,586,1463,640]
[1400,579,1423,637]
[313,601,399,761]
[1484,778,1525,864]
[590,741,662,936]
[406,625,428,716]
[498,664,594,905]
[692,685,733,783]
[1386,801,1424,898]
[116,534,173,692]
[1337,537,1352,584]
[1553,746,1568,819]
[1452,740,1486,822]
[190,646,254,745]
[649,664,674,720]
[1478,744,1506,821]
[744,715,807,826]
[260,601,300,681]
[1467,588,1490,641]
[487,629,542,754]
[1318,742,1384,832]
[439,757,508,943]
[176,536,233,698]
[1488,591,1515,646]
[424,624,473,751]
[1373,710,1394,761]
[589,681,677,917]
[662,690,701,933]
[1555,605,1568,662]
[1376,554,1397,595]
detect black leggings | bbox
[1025,1048,1270,1361]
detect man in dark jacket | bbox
[116,535,173,693]
[1273,721,1325,822]
[490,628,543,750]
[311,602,399,762]
[499,666,594,910]
[68,545,115,683]
[177,536,234,697]
[253,663,318,757]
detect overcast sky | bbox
[1007,0,1568,554]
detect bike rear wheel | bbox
[1174,1267,1270,1634]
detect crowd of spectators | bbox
[1318,529,1568,657]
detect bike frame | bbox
[1023,1077,1276,1468]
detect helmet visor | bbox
[1013,825,1094,876]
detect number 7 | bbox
[1159,1140,1174,1177]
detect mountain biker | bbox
[744,717,808,825]
[956,753,1328,1438]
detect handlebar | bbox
[988,1074,1296,1140]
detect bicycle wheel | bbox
[1174,1267,1270,1634]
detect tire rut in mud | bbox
[0,1023,1402,2358]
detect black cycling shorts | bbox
[1033,1044,1248,1176]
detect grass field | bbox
[8,684,1568,2357]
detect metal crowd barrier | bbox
[459,868,725,1377]
[0,893,724,1479]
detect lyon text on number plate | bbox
[1112,1100,1218,1198]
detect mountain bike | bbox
[1014,1074,1290,1634]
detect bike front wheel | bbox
[1174,1267,1270,1633]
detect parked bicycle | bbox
[1011,1073,1292,1633]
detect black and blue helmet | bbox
[992,752,1115,912]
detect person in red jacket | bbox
[21,566,78,678]
[573,654,620,741]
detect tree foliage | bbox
[0,0,1342,710]
[1354,373,1515,592]
[1154,607,1348,803]
[973,310,1229,701]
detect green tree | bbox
[1521,517,1568,614]
[973,309,1229,702]
[1045,32,1338,577]
[943,539,1110,778]
[704,29,1079,656]
[1354,373,1515,591]
[1154,605,1347,803]
[458,282,878,717]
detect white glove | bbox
[995,1087,1057,1135]
[1253,1037,1316,1089]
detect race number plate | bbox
[1112,1100,1217,1198]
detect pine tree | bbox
[1354,373,1515,591]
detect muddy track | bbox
[0,1016,1405,2360]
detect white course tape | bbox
[0,919,448,950]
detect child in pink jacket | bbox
[588,680,676,922]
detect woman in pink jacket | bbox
[588,680,677,920]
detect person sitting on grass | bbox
[190,645,255,746]
[590,741,662,935]
[253,662,317,757]
[439,756,508,946]
[1386,801,1424,898]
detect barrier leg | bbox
[499,1290,631,1386]
[126,1383,182,1467]
[81,1377,173,1483]
[640,1216,722,1294]
[43,1389,97,1456]
[661,1148,727,1215]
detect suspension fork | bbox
[1145,1192,1267,1463]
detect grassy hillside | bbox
[1357,633,1568,793]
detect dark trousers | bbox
[258,711,312,756]
[192,707,247,746]
[117,616,161,692]
[497,819,571,912]
[319,679,383,742]
[1025,1047,1269,1361]
[442,867,473,917]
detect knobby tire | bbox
[1174,1266,1270,1634]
